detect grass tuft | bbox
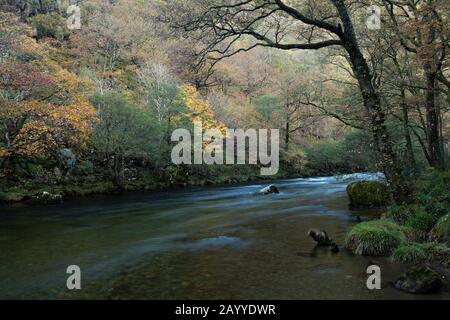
[393,242,449,264]
[431,214,450,244]
[345,220,407,256]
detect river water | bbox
[0,173,447,299]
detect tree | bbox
[90,92,157,187]
[182,84,226,132]
[137,62,189,150]
[382,0,449,169]
[165,0,409,201]
[0,12,97,163]
[253,94,282,127]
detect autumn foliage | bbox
[0,12,97,160]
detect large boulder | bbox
[394,266,442,294]
[57,148,76,173]
[347,180,390,208]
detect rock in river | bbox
[347,180,390,208]
[394,266,442,294]
[259,185,280,195]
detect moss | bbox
[62,181,115,197]
[347,180,390,208]
[415,169,450,219]
[431,214,450,243]
[415,169,450,200]
[345,220,407,256]
[417,192,449,221]
[0,184,30,203]
[384,205,438,241]
[72,160,95,176]
[384,205,409,224]
[27,163,45,176]
[404,205,437,234]
[444,257,450,268]
[393,243,449,265]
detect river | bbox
[0,173,447,299]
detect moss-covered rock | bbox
[431,214,450,243]
[347,180,390,208]
[392,243,449,265]
[394,266,442,294]
[345,220,407,256]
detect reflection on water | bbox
[0,173,447,299]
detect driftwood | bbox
[308,229,339,253]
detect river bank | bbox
[0,161,359,205]
[344,169,450,294]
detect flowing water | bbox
[0,173,447,299]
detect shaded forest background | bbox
[0,0,448,202]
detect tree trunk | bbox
[113,154,125,189]
[285,115,290,151]
[332,0,409,202]
[342,42,408,202]
[400,89,417,176]
[424,65,443,169]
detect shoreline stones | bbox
[394,266,443,294]
[30,191,63,205]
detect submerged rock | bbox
[330,243,340,253]
[259,185,280,195]
[394,266,442,294]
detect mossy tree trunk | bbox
[334,1,410,203]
